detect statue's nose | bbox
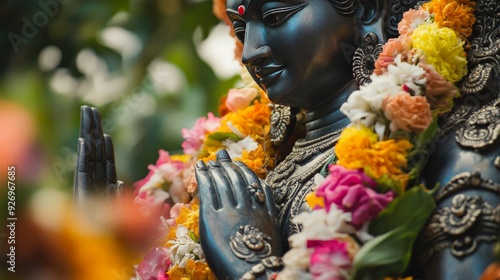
[241,23,272,67]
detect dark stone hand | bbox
[195,150,283,280]
[74,105,124,206]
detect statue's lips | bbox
[257,67,284,87]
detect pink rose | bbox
[225,88,258,112]
[382,92,433,133]
[398,7,430,36]
[374,35,412,75]
[135,150,187,190]
[181,113,220,156]
[136,247,171,280]
[316,165,393,228]
[419,62,459,114]
[134,189,171,218]
[307,239,351,280]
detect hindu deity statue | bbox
[75,0,499,279]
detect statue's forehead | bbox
[227,0,300,11]
[226,0,252,10]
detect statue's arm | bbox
[74,105,124,205]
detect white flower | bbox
[387,54,427,94]
[282,247,314,270]
[168,225,204,268]
[290,208,354,247]
[222,136,258,159]
[281,207,356,279]
[226,121,246,138]
[340,75,400,128]
[277,265,313,280]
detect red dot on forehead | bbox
[238,5,245,15]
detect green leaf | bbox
[351,227,414,280]
[207,132,241,142]
[369,185,435,236]
[350,186,435,279]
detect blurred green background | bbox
[0,0,241,194]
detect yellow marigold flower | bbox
[411,23,467,83]
[175,203,200,238]
[305,191,325,209]
[171,154,192,163]
[167,260,216,280]
[185,259,216,280]
[424,0,476,38]
[336,126,413,181]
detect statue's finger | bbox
[80,106,96,187]
[91,107,106,187]
[216,150,250,209]
[104,134,117,187]
[234,161,265,208]
[74,138,91,203]
[262,183,277,217]
[195,160,221,211]
[207,159,237,208]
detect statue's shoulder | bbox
[415,1,500,277]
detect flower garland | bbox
[277,0,476,279]
[132,0,477,279]
[132,67,274,280]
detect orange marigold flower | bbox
[202,142,274,178]
[167,264,188,279]
[336,126,413,180]
[424,0,476,38]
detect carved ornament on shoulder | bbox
[418,172,500,265]
[462,0,499,95]
[456,99,500,149]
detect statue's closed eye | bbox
[233,23,246,43]
[262,2,307,27]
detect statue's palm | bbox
[195,150,282,279]
[74,106,123,205]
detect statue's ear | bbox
[352,0,422,85]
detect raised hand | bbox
[74,105,123,206]
[195,150,283,280]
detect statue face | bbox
[226,0,356,109]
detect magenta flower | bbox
[307,239,351,280]
[316,165,394,228]
[136,247,171,280]
[181,113,220,156]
